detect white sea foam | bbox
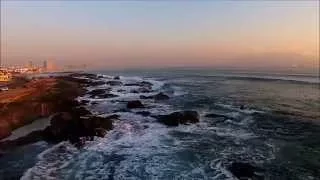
[21,142,79,180]
[20,73,275,180]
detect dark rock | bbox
[89,116,113,130]
[130,90,139,93]
[138,87,152,93]
[157,111,199,126]
[43,112,75,142]
[140,81,153,87]
[73,106,92,116]
[55,99,80,112]
[105,114,120,119]
[82,73,99,80]
[79,100,90,105]
[228,162,264,180]
[205,113,228,119]
[154,92,169,100]
[89,89,118,98]
[91,102,98,105]
[106,81,123,86]
[125,81,152,88]
[95,128,107,137]
[124,83,140,86]
[127,100,145,109]
[205,113,235,121]
[89,81,106,86]
[131,87,152,93]
[88,89,110,96]
[140,95,153,99]
[114,76,120,80]
[97,93,119,99]
[43,112,113,145]
[136,111,151,116]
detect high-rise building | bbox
[43,60,48,71]
[28,61,34,69]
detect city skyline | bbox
[1,1,319,71]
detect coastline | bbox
[0,70,319,180]
[0,74,84,140]
[0,73,115,149]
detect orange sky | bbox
[1,1,319,70]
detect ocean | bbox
[0,69,319,180]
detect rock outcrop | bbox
[106,81,123,86]
[228,162,264,180]
[127,100,145,109]
[157,111,200,126]
[154,92,170,100]
[140,92,169,100]
[136,111,151,116]
[43,112,114,145]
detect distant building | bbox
[43,60,48,72]
[0,72,12,82]
[47,60,58,72]
[28,61,34,69]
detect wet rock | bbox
[97,93,119,99]
[89,116,113,130]
[228,162,264,180]
[125,81,153,88]
[43,112,114,144]
[140,95,154,99]
[94,128,107,137]
[131,87,152,93]
[127,100,145,109]
[136,111,151,116]
[88,89,107,96]
[106,81,123,86]
[43,112,75,142]
[89,89,118,98]
[89,81,106,86]
[79,100,90,105]
[157,111,200,126]
[106,114,120,119]
[73,106,92,116]
[140,81,153,87]
[205,113,229,119]
[124,83,140,86]
[114,76,120,80]
[154,92,169,100]
[82,73,99,80]
[131,90,139,93]
[138,87,152,93]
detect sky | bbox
[1,0,319,70]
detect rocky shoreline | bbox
[0,73,268,180]
[0,72,201,150]
[0,73,118,149]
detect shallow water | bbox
[1,69,319,180]
[1,117,51,142]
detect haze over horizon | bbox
[1,1,319,71]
